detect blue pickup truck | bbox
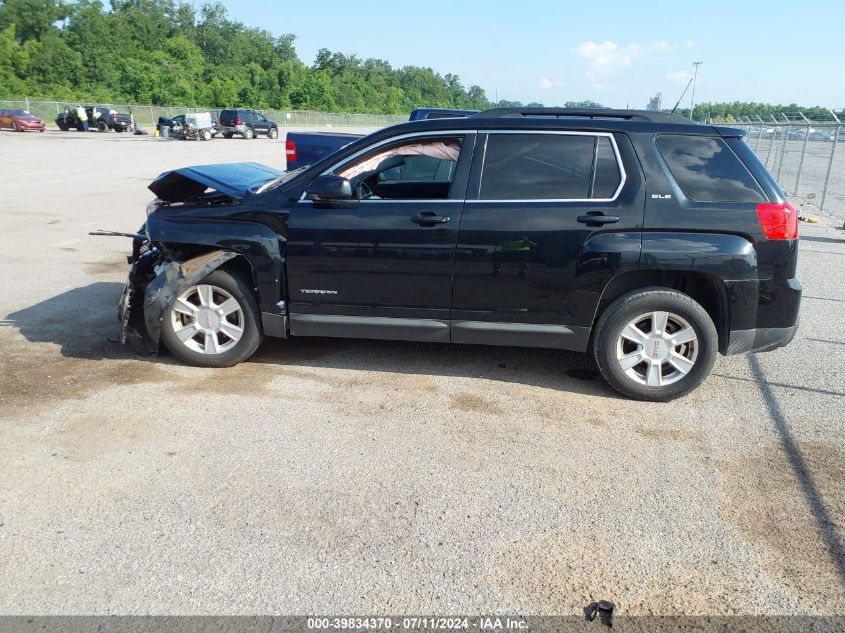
[284,108,476,170]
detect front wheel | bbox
[11,122,18,132]
[160,269,263,368]
[269,127,278,139]
[97,120,109,133]
[592,288,717,401]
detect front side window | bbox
[656,135,765,203]
[333,137,463,200]
[480,133,621,200]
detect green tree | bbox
[0,0,66,42]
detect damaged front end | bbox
[119,236,238,355]
[110,161,287,355]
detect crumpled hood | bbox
[148,162,282,202]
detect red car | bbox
[0,109,46,132]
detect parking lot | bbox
[0,130,843,616]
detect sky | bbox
[219,0,843,110]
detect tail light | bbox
[110,113,117,120]
[756,202,798,240]
[285,138,297,162]
[235,117,241,125]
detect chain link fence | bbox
[711,115,844,221]
[0,98,407,131]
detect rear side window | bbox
[480,133,623,200]
[656,135,764,203]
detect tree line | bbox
[1,0,841,121]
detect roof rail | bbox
[474,107,692,124]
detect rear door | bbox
[451,130,645,350]
[254,113,269,135]
[219,110,237,128]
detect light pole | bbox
[689,61,703,121]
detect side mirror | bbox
[306,175,353,201]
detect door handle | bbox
[577,213,620,225]
[412,212,450,225]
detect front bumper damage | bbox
[119,242,237,355]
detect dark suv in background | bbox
[117,108,800,401]
[219,109,278,139]
[56,106,134,132]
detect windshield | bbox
[254,164,311,194]
[11,109,32,116]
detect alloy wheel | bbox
[615,311,699,387]
[169,284,245,355]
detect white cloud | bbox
[571,40,695,86]
[666,70,692,82]
[538,76,565,89]
[571,41,638,75]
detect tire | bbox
[243,127,254,140]
[11,122,18,132]
[592,288,718,401]
[269,127,278,139]
[201,129,212,141]
[58,123,68,131]
[160,269,263,368]
[97,120,108,133]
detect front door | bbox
[286,132,475,342]
[451,130,645,350]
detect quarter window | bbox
[592,136,622,198]
[656,135,765,203]
[479,133,622,200]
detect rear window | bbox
[480,133,623,200]
[220,110,237,124]
[656,135,765,203]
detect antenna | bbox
[670,76,694,114]
[689,61,703,121]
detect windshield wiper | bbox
[255,165,311,194]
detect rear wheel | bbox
[592,288,717,401]
[269,127,278,139]
[160,269,262,368]
[243,127,254,140]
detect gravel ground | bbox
[0,130,843,617]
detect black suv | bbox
[118,108,801,401]
[218,109,278,139]
[56,106,134,132]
